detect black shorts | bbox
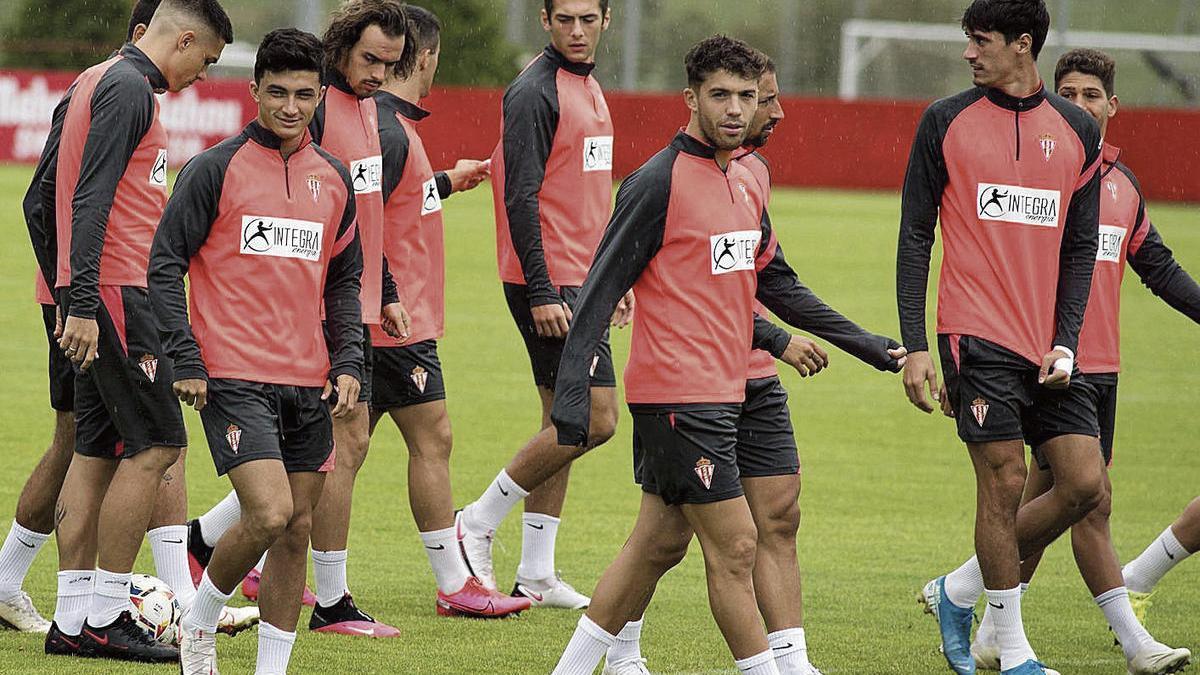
[503,283,616,389]
[938,334,1100,448]
[1032,373,1118,471]
[324,322,372,404]
[737,377,800,478]
[41,303,74,412]
[199,378,334,475]
[371,339,447,410]
[631,405,743,506]
[59,286,186,459]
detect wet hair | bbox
[128,0,161,41]
[254,28,323,84]
[156,0,234,44]
[544,0,609,16]
[685,35,768,89]
[393,5,440,78]
[323,0,414,75]
[1055,48,1116,97]
[961,0,1050,60]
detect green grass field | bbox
[0,162,1197,674]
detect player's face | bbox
[963,29,1027,88]
[747,70,785,148]
[165,30,225,93]
[688,70,758,151]
[343,24,406,98]
[251,70,324,144]
[1057,71,1117,138]
[542,0,610,64]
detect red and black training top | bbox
[897,84,1103,365]
[491,45,615,307]
[148,122,364,388]
[1078,143,1200,374]
[33,44,170,320]
[370,91,453,347]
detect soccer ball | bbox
[129,573,181,646]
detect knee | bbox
[644,534,690,573]
[137,446,182,474]
[758,501,801,549]
[412,423,453,461]
[715,534,759,577]
[981,457,1028,502]
[279,509,314,551]
[1060,474,1106,518]
[244,499,293,545]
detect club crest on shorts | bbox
[307,174,322,203]
[411,366,428,393]
[694,457,715,490]
[1038,134,1056,162]
[226,424,242,454]
[970,397,990,427]
[137,354,158,382]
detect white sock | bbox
[198,491,242,548]
[517,512,560,582]
[944,555,984,609]
[735,649,783,674]
[54,570,93,635]
[88,568,132,628]
[255,621,297,675]
[1096,587,1154,660]
[254,552,267,575]
[987,587,1036,671]
[147,525,195,610]
[469,470,528,533]
[768,627,810,674]
[0,521,50,599]
[551,615,616,675]
[312,549,348,608]
[1123,527,1192,593]
[184,572,233,634]
[420,526,470,594]
[976,582,1028,646]
[605,618,643,665]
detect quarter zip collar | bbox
[324,67,359,98]
[120,43,169,91]
[672,130,718,160]
[375,90,430,122]
[245,121,312,155]
[544,45,595,77]
[984,82,1046,112]
[1100,141,1122,179]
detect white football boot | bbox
[0,591,50,633]
[512,572,590,610]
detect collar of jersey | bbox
[324,67,359,98]
[119,43,169,91]
[244,120,312,154]
[1100,141,1122,178]
[984,83,1046,112]
[671,130,717,159]
[544,45,595,77]
[374,90,430,122]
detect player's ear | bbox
[540,8,551,32]
[248,80,260,103]
[1015,33,1032,56]
[684,87,698,113]
[601,8,612,31]
[1108,94,1119,118]
[178,30,196,52]
[132,24,148,43]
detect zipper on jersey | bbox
[1014,102,1023,161]
[283,156,292,199]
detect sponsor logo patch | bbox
[694,457,715,490]
[1038,133,1056,161]
[710,230,762,275]
[411,366,428,393]
[307,174,322,203]
[420,176,443,215]
[970,397,989,427]
[977,183,1061,227]
[1097,225,1126,263]
[137,354,158,382]
[150,149,168,187]
[349,155,383,194]
[226,424,242,454]
[240,215,323,261]
[582,135,613,172]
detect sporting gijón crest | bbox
[306,174,322,203]
[410,366,428,394]
[138,354,158,382]
[970,397,989,427]
[1038,134,1057,162]
[226,424,242,454]
[694,457,715,490]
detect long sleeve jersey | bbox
[491,45,615,306]
[369,91,453,348]
[310,68,394,324]
[148,122,364,387]
[737,150,901,376]
[896,84,1103,364]
[25,91,71,304]
[38,44,170,320]
[1077,143,1200,374]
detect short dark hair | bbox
[323,0,413,74]
[158,0,234,44]
[1055,48,1116,97]
[544,0,609,15]
[392,5,440,78]
[685,35,768,89]
[128,0,161,41]
[962,0,1050,60]
[254,28,323,84]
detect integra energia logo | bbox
[976,183,1061,227]
[240,216,323,261]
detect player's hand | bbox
[611,290,635,328]
[939,382,954,418]
[532,302,572,339]
[446,159,490,193]
[381,302,411,343]
[1038,348,1072,389]
[880,337,908,372]
[780,335,829,377]
[902,350,940,414]
[323,374,360,418]
[173,378,208,411]
[54,305,64,339]
[59,315,100,370]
